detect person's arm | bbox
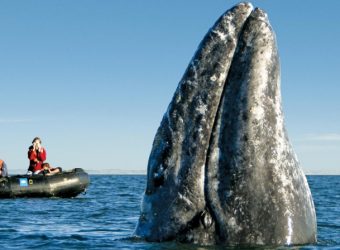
[28,148,38,161]
[0,162,7,177]
[2,163,8,177]
[38,148,47,162]
[46,167,60,176]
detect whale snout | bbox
[134,2,317,246]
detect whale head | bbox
[134,2,317,246]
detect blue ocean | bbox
[0,175,338,249]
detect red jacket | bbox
[28,146,47,172]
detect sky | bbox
[0,0,339,174]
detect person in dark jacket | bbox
[42,163,62,176]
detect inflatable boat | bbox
[0,168,89,198]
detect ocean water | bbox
[0,175,338,249]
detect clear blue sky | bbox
[1,1,339,174]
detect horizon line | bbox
[7,168,340,176]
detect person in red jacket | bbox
[27,137,47,175]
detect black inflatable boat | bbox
[0,168,89,198]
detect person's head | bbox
[42,163,50,170]
[32,137,42,144]
[32,137,42,149]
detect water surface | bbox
[0,175,338,249]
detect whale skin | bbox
[134,2,317,246]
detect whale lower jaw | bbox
[134,2,317,246]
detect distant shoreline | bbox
[7,169,340,176]
[8,169,146,175]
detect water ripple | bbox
[0,175,338,249]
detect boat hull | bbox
[0,168,90,198]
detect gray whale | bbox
[134,2,317,246]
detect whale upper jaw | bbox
[134,2,317,246]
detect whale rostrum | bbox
[134,2,317,246]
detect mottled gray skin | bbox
[206,8,317,246]
[134,2,253,243]
[135,2,317,246]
